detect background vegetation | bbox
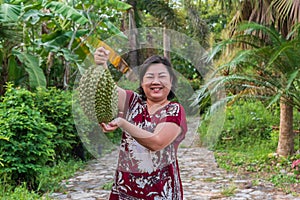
[0,0,299,198]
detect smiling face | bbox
[141,63,172,103]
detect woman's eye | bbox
[144,76,154,80]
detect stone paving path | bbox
[49,117,300,200]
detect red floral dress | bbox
[109,90,187,200]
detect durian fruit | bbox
[78,65,118,123]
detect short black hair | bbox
[138,55,177,101]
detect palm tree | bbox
[182,0,210,48]
[194,22,300,156]
[221,0,300,37]
[124,0,181,64]
[213,0,300,156]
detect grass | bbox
[202,177,219,182]
[221,184,237,197]
[198,99,300,196]
[102,181,114,190]
[37,159,86,193]
[0,159,86,199]
[0,182,53,200]
[214,138,300,195]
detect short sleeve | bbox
[123,90,145,121]
[158,103,188,142]
[124,90,142,109]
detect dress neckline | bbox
[145,101,171,116]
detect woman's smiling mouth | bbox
[150,87,163,92]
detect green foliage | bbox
[214,139,300,194]
[37,159,85,193]
[0,182,43,200]
[269,173,300,194]
[105,128,122,145]
[0,84,56,188]
[44,1,89,25]
[102,181,114,190]
[116,76,139,91]
[171,53,202,84]
[199,100,279,147]
[215,140,277,172]
[0,135,9,167]
[34,87,82,160]
[0,159,84,199]
[221,184,237,197]
[137,0,181,29]
[211,99,300,194]
[0,84,91,191]
[13,51,46,90]
[0,3,21,22]
[224,100,278,140]
[0,0,132,92]
[200,22,300,112]
[174,76,199,115]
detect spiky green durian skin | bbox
[78,66,118,123]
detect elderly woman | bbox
[94,47,187,200]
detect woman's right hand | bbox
[100,122,119,133]
[94,47,110,68]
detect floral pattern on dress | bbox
[109,90,187,200]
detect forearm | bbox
[113,117,181,151]
[116,118,160,151]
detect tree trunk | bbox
[163,0,171,61]
[0,57,9,96]
[163,26,171,61]
[63,60,70,90]
[128,8,138,68]
[277,98,294,157]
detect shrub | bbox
[0,84,92,190]
[0,182,42,200]
[34,87,86,160]
[37,159,85,193]
[224,100,278,139]
[0,85,56,188]
[199,99,279,148]
[174,76,199,115]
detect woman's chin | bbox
[147,95,167,102]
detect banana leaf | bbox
[13,50,46,89]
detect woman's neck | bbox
[146,99,170,115]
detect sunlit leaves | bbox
[0,3,20,22]
[13,51,46,89]
[45,1,88,25]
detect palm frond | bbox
[0,3,21,22]
[272,0,300,33]
[207,37,257,62]
[238,22,282,45]
[265,41,293,70]
[139,0,181,28]
[0,3,22,43]
[0,22,21,42]
[286,23,300,39]
[183,2,210,47]
[286,70,299,93]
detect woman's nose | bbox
[152,76,160,83]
